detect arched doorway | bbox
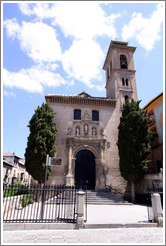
[75,150,96,189]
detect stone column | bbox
[76,190,85,229]
[100,139,106,163]
[99,140,106,190]
[66,141,74,186]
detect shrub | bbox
[20,194,34,207]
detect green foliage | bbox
[20,194,34,207]
[3,189,19,197]
[13,180,23,187]
[117,99,152,183]
[25,102,57,183]
[3,184,24,197]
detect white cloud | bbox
[51,2,119,40]
[18,2,120,40]
[121,3,164,52]
[3,66,74,94]
[4,2,121,93]
[18,2,53,19]
[3,90,16,98]
[3,18,21,40]
[3,68,43,93]
[4,19,62,62]
[62,39,104,87]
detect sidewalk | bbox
[3,228,164,244]
[3,204,164,244]
[86,204,149,224]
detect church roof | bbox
[77,91,92,98]
[45,92,116,107]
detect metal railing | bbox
[3,185,78,223]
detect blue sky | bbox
[2,1,165,158]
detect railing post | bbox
[151,193,163,226]
[76,190,85,229]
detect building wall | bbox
[46,100,128,194]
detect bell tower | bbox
[103,40,138,107]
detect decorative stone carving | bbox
[92,127,97,136]
[83,111,90,120]
[67,121,73,136]
[75,126,80,136]
[99,122,106,137]
[84,124,89,135]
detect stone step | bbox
[85,190,129,205]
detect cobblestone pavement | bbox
[3,227,164,244]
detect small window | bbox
[92,111,99,121]
[110,61,112,71]
[21,173,24,180]
[120,55,127,69]
[122,78,129,86]
[107,68,109,79]
[74,109,81,120]
[125,95,129,102]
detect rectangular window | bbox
[148,110,155,124]
[74,109,81,120]
[92,111,99,121]
[154,160,162,173]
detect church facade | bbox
[45,40,138,197]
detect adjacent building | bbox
[3,152,31,186]
[136,92,163,197]
[144,92,163,174]
[45,40,138,199]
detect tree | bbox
[117,99,152,203]
[25,102,57,183]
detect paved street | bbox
[3,227,164,244]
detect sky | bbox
[2,1,165,159]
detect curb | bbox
[3,223,76,231]
[84,223,158,229]
[3,222,158,231]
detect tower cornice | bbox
[103,40,136,70]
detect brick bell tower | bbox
[103,40,138,108]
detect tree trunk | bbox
[131,181,135,203]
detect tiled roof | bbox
[3,152,22,160]
[143,92,163,110]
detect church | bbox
[45,40,138,198]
